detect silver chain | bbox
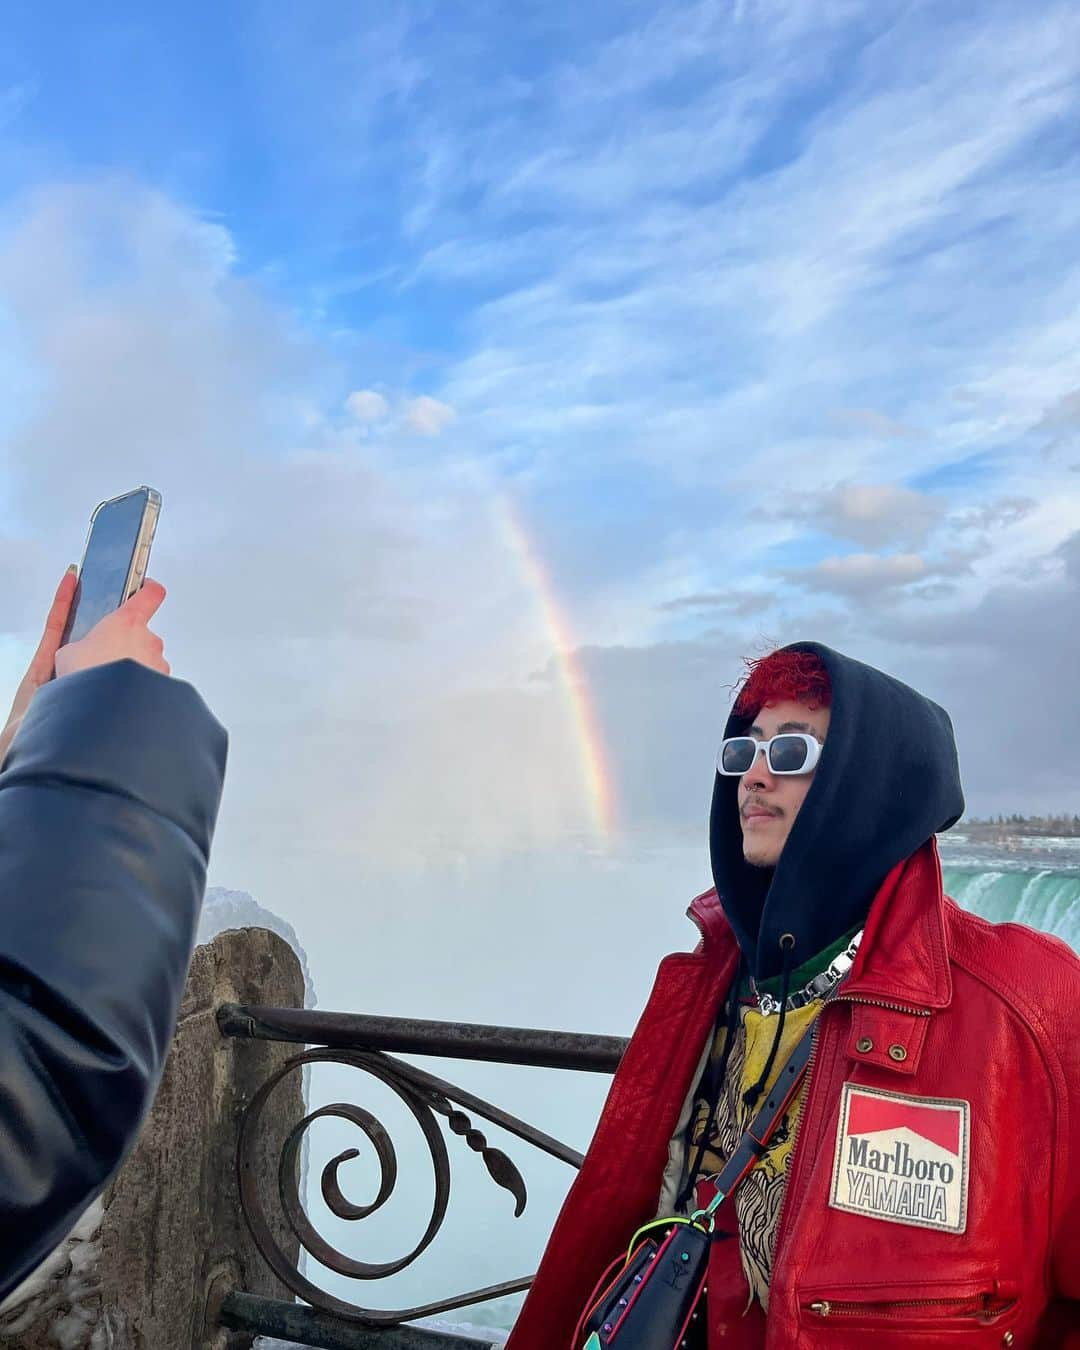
[751,928,864,1017]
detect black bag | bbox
[574,1216,709,1349]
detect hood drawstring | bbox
[742,932,796,1111]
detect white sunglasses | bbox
[717,732,823,777]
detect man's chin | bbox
[742,842,779,869]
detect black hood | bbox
[709,641,964,981]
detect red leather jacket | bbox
[506,840,1080,1349]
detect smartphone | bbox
[61,487,162,647]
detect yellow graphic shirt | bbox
[686,998,825,1311]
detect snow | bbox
[418,1315,509,1343]
[0,1197,103,1336]
[198,884,320,1279]
[252,1319,506,1348]
[199,886,317,1007]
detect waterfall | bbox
[942,867,1080,954]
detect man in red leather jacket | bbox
[507,642,1080,1349]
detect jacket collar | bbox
[687,837,952,1011]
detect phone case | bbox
[63,486,162,646]
[124,487,161,599]
[77,485,161,600]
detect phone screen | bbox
[64,492,149,646]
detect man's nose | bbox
[743,746,776,791]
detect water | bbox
[940,834,1080,951]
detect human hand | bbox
[0,570,171,767]
[54,577,170,681]
[0,567,77,766]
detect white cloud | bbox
[386,4,1078,504]
[951,497,1035,533]
[403,394,456,435]
[810,484,947,549]
[251,1,1080,582]
[344,388,389,422]
[862,529,1080,811]
[657,590,772,617]
[791,552,928,598]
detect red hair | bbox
[733,648,832,719]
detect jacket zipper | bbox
[835,993,932,1016]
[771,1017,822,1261]
[807,1294,1016,1321]
[774,993,936,1268]
[688,907,707,955]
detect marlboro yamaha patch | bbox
[829,1084,970,1234]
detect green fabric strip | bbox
[739,922,861,998]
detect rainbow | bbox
[494,493,619,840]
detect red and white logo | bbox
[829,1084,969,1234]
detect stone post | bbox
[0,927,305,1350]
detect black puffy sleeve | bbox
[0,658,227,1302]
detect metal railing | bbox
[215,1005,627,1349]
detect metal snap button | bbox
[1002,1333,1015,1347]
[855,1036,873,1053]
[888,1043,908,1062]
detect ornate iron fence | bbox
[214,1004,627,1349]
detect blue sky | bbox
[0,0,1078,845]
